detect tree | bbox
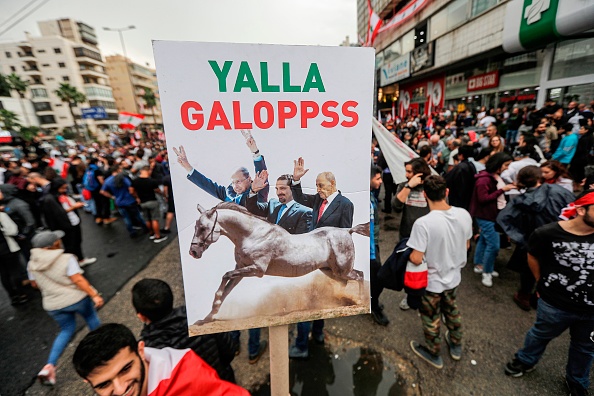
[54,83,88,141]
[7,73,31,127]
[0,109,21,131]
[141,87,158,127]
[0,73,11,97]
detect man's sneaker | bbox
[399,296,410,310]
[289,344,308,359]
[154,236,168,244]
[482,273,493,287]
[248,340,268,364]
[410,341,443,369]
[79,258,97,267]
[491,271,499,278]
[566,378,590,396]
[149,235,156,240]
[38,364,56,386]
[504,358,535,377]
[160,228,171,234]
[445,330,462,361]
[371,308,390,326]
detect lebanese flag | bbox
[145,347,248,396]
[365,0,383,46]
[119,112,145,130]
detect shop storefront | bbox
[399,74,445,118]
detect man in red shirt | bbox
[73,323,248,396]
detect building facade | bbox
[104,55,162,127]
[0,18,119,134]
[364,0,594,120]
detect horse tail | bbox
[349,222,370,237]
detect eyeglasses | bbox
[231,178,248,186]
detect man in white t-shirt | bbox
[406,175,473,369]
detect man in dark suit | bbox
[172,136,269,206]
[247,172,312,235]
[288,157,354,358]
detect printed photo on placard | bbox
[153,41,374,336]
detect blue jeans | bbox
[47,297,101,365]
[506,129,518,145]
[118,204,147,235]
[295,320,324,352]
[474,218,499,274]
[230,328,262,357]
[515,299,594,389]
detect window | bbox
[415,22,428,47]
[471,0,498,18]
[4,51,11,58]
[46,77,54,81]
[42,63,50,67]
[84,86,114,99]
[58,62,66,68]
[401,30,415,55]
[31,88,48,98]
[33,102,52,111]
[551,38,594,80]
[37,49,46,53]
[63,76,69,81]
[54,48,61,54]
[39,115,56,124]
[10,66,15,72]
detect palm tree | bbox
[54,83,88,141]
[0,109,21,131]
[7,73,31,127]
[141,87,158,127]
[0,73,11,97]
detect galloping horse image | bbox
[190,202,369,323]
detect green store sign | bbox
[503,0,594,53]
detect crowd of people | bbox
[0,130,188,388]
[372,99,594,396]
[2,97,593,395]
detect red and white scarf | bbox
[559,192,594,220]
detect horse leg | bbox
[318,268,348,286]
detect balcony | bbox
[79,67,106,79]
[23,67,41,76]
[18,51,35,61]
[74,47,104,66]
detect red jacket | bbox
[469,171,504,222]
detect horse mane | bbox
[214,201,267,221]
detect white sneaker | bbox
[149,235,156,240]
[79,258,97,267]
[38,364,56,386]
[474,266,483,274]
[154,236,168,244]
[399,296,410,310]
[491,271,499,278]
[482,273,493,287]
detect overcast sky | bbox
[0,0,358,67]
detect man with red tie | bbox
[288,157,354,358]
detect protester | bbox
[130,166,167,243]
[540,160,573,192]
[407,175,473,368]
[505,191,594,396]
[73,323,249,395]
[369,165,389,325]
[469,152,515,287]
[132,279,239,383]
[0,209,28,305]
[29,230,103,386]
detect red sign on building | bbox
[467,71,499,92]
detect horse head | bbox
[189,205,221,259]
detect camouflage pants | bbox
[419,287,462,356]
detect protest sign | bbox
[153,41,374,336]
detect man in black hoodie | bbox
[0,184,35,261]
[132,278,239,383]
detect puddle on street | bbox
[253,345,407,396]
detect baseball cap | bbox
[31,230,65,248]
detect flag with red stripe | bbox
[365,0,383,46]
[119,112,145,130]
[145,347,249,396]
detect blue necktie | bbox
[276,204,287,224]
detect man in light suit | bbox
[172,136,269,206]
[289,157,354,358]
[247,172,312,235]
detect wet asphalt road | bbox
[0,210,175,396]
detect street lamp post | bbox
[103,26,139,114]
